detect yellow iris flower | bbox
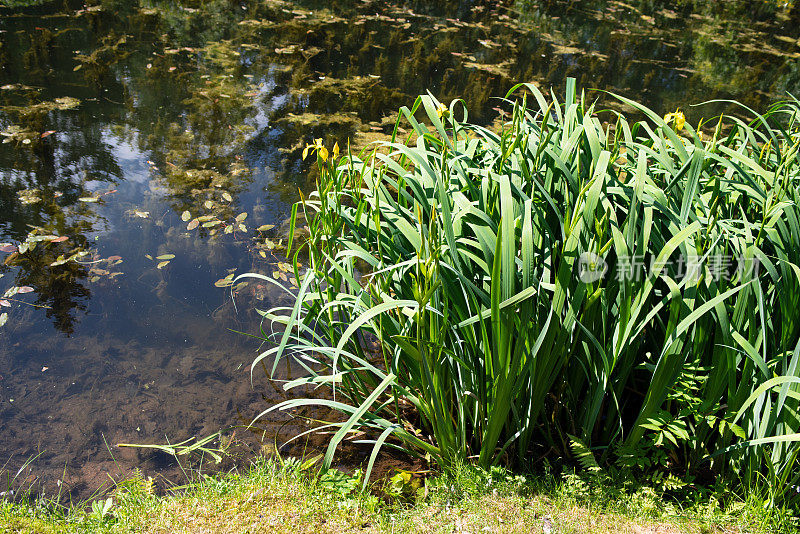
[663,109,686,131]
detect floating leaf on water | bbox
[50,236,69,243]
[156,254,175,260]
[224,225,233,234]
[79,196,100,203]
[204,200,214,209]
[29,235,56,243]
[0,244,17,253]
[156,261,170,269]
[17,286,34,294]
[90,276,100,282]
[0,300,9,307]
[214,277,234,287]
[238,224,247,233]
[235,212,248,222]
[202,220,222,228]
[134,210,150,218]
[18,189,41,204]
[0,313,7,327]
[259,250,267,258]
[257,224,275,232]
[222,192,232,202]
[181,211,192,221]
[106,255,123,262]
[186,219,200,231]
[272,270,281,279]
[40,130,56,138]
[145,254,153,260]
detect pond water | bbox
[1,0,798,499]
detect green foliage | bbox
[240,78,800,509]
[383,469,423,501]
[318,468,363,498]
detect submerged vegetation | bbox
[246,78,800,519]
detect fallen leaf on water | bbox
[156,254,175,260]
[41,366,48,372]
[79,196,100,203]
[40,130,56,138]
[145,254,153,260]
[134,210,150,218]
[17,286,34,293]
[50,236,69,243]
[187,219,199,230]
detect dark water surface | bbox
[1,0,798,498]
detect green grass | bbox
[239,78,800,510]
[1,457,796,533]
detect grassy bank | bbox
[1,458,796,533]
